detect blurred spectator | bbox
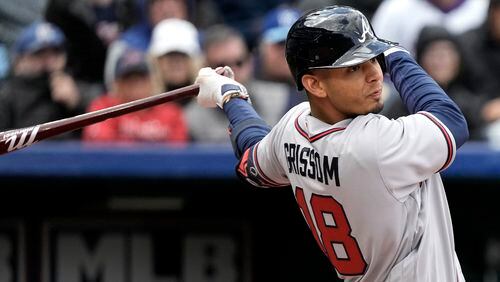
[382,25,487,139]
[203,24,294,126]
[183,24,289,142]
[256,7,307,111]
[45,0,132,84]
[0,22,102,139]
[459,0,500,98]
[0,43,8,84]
[459,0,500,144]
[372,0,489,53]
[257,6,300,84]
[148,18,201,94]
[104,0,189,88]
[122,0,188,51]
[83,48,188,142]
[189,0,221,29]
[0,0,47,48]
[202,25,253,84]
[201,0,294,49]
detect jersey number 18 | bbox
[295,186,367,276]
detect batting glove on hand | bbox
[195,66,249,109]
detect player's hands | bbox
[195,66,249,109]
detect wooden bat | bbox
[0,83,201,155]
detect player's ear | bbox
[302,73,327,98]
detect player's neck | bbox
[309,101,348,125]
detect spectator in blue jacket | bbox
[0,22,101,139]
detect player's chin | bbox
[368,102,384,114]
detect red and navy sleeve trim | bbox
[418,112,455,172]
[253,143,287,187]
[294,114,345,143]
[236,143,288,188]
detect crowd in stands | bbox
[1,0,500,145]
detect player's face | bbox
[314,58,384,118]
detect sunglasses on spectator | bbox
[209,55,249,69]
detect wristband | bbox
[222,91,249,105]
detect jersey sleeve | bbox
[369,112,456,198]
[236,121,290,188]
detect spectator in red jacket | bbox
[83,48,188,143]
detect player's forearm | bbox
[223,98,271,159]
[386,51,469,147]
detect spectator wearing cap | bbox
[255,6,307,115]
[0,22,102,139]
[257,6,301,84]
[148,18,201,95]
[104,0,190,88]
[83,48,188,143]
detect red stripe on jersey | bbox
[309,127,346,142]
[294,114,345,143]
[253,143,287,187]
[294,114,310,140]
[418,112,454,171]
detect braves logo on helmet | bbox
[358,17,373,43]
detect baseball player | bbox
[195,6,468,281]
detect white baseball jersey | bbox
[237,102,465,281]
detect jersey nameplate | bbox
[284,143,340,186]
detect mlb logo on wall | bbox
[42,218,251,282]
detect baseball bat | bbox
[0,83,201,155]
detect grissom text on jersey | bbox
[284,142,340,186]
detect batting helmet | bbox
[285,6,395,90]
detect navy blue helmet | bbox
[285,6,395,90]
